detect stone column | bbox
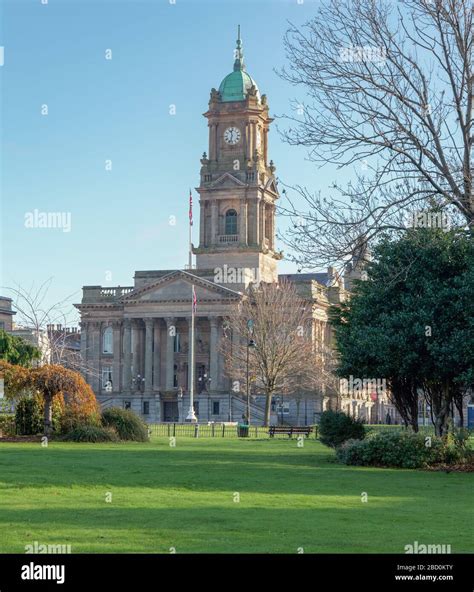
[264,127,268,164]
[112,320,122,393]
[211,201,218,244]
[239,201,248,246]
[199,203,205,246]
[90,321,101,393]
[209,123,218,161]
[269,205,274,249]
[253,198,260,245]
[132,320,142,391]
[245,122,250,160]
[187,316,194,395]
[165,317,176,390]
[261,202,266,246]
[144,318,154,394]
[80,321,88,367]
[208,123,214,160]
[209,317,219,392]
[153,320,161,390]
[250,121,256,156]
[122,319,132,393]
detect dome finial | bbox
[233,24,245,72]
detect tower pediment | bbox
[210,172,247,189]
[263,177,279,197]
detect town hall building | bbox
[75,30,396,426]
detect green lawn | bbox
[0,437,472,553]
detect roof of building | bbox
[218,26,260,103]
[279,272,330,286]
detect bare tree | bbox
[278,0,472,269]
[2,280,97,379]
[221,281,328,426]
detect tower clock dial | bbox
[224,127,241,145]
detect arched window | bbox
[225,209,238,235]
[103,326,113,354]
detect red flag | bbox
[192,285,197,314]
[189,189,193,226]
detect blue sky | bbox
[1,0,341,323]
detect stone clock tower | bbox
[193,27,281,286]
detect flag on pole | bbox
[189,189,193,226]
[192,285,197,314]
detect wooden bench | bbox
[269,426,313,438]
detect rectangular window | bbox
[173,364,178,388]
[102,367,112,390]
[143,401,150,415]
[124,401,131,410]
[212,401,220,415]
[0,321,5,330]
[174,333,180,353]
[103,327,113,354]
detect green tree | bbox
[331,228,473,436]
[0,330,41,367]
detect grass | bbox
[0,437,472,553]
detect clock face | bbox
[224,127,241,145]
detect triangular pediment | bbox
[263,176,279,196]
[120,270,241,304]
[211,172,246,189]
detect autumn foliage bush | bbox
[29,365,100,434]
[0,361,100,435]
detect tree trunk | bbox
[264,392,273,427]
[432,384,451,437]
[44,394,53,436]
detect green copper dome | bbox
[218,26,260,103]
[219,70,260,102]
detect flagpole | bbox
[186,189,197,422]
[186,286,197,422]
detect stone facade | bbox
[75,32,398,426]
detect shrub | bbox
[62,424,119,443]
[15,397,42,435]
[101,407,149,442]
[61,378,100,432]
[441,429,472,465]
[15,394,63,435]
[0,414,16,437]
[30,365,100,435]
[319,410,365,448]
[336,430,471,469]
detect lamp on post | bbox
[132,374,145,392]
[246,338,256,425]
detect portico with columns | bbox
[77,271,241,423]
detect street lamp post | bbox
[132,374,145,392]
[246,338,256,425]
